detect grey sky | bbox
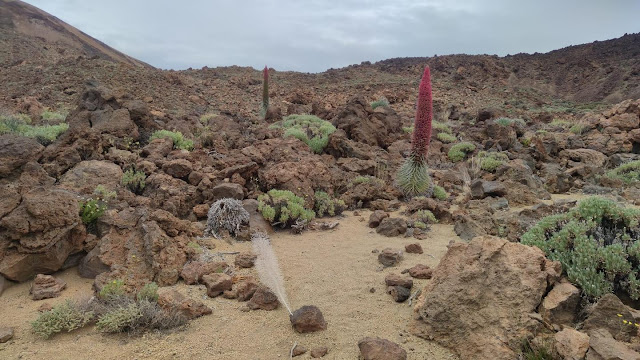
[25,0,640,73]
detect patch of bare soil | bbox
[0,211,458,360]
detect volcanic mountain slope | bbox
[0,0,638,127]
[0,0,149,67]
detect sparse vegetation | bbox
[149,130,194,151]
[258,189,315,227]
[402,126,414,134]
[350,175,385,187]
[314,191,346,217]
[370,97,389,109]
[521,197,640,300]
[41,110,67,123]
[31,300,94,339]
[136,282,159,303]
[519,338,554,360]
[99,279,126,300]
[448,142,476,162]
[79,198,107,225]
[269,114,336,153]
[433,121,452,134]
[200,113,217,125]
[477,151,509,172]
[605,160,640,185]
[121,169,147,194]
[433,185,448,200]
[204,198,250,238]
[414,210,438,224]
[436,132,456,143]
[0,113,68,145]
[494,117,525,127]
[549,119,571,128]
[570,123,588,135]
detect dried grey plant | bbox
[204,198,250,238]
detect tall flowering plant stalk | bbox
[396,66,434,197]
[261,65,269,118]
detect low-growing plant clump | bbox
[204,198,250,238]
[494,117,525,127]
[41,110,67,123]
[436,132,456,143]
[521,197,640,300]
[477,151,509,172]
[121,169,147,194]
[269,114,336,154]
[31,300,94,339]
[79,185,115,226]
[31,281,186,338]
[149,130,194,151]
[0,113,69,145]
[432,185,448,200]
[448,142,476,162]
[370,97,389,109]
[258,189,315,227]
[605,160,640,185]
[414,209,438,224]
[314,191,346,217]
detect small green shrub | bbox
[448,142,476,162]
[494,117,525,126]
[41,110,67,123]
[31,300,94,339]
[79,198,107,225]
[99,279,126,300]
[521,137,532,147]
[520,338,554,360]
[414,210,438,224]
[137,282,159,303]
[149,130,194,151]
[436,132,456,143]
[0,114,68,145]
[402,126,414,134]
[570,123,588,135]
[96,302,142,333]
[370,97,389,109]
[350,175,384,187]
[605,160,640,185]
[521,197,640,300]
[477,151,509,172]
[433,185,448,200]
[199,113,217,125]
[314,191,346,217]
[433,121,452,134]
[413,220,428,229]
[121,169,147,194]
[270,114,336,154]
[258,189,315,227]
[550,119,571,128]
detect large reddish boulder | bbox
[412,236,560,360]
[0,187,86,282]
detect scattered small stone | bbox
[292,344,307,357]
[37,303,53,312]
[222,290,237,299]
[368,210,389,228]
[358,337,407,360]
[0,327,13,343]
[369,287,376,293]
[353,211,361,216]
[157,289,212,319]
[236,277,258,301]
[388,286,411,303]
[0,275,6,297]
[202,273,233,298]
[247,286,279,311]
[404,243,423,254]
[372,249,379,254]
[376,218,407,237]
[378,248,402,267]
[290,305,327,333]
[407,264,433,279]
[310,346,328,358]
[359,217,365,222]
[180,261,228,285]
[234,253,257,268]
[384,274,413,289]
[30,274,66,300]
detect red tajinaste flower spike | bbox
[411,66,432,159]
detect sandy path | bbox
[0,210,458,360]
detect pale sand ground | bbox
[0,210,459,360]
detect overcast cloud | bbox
[24,0,640,72]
